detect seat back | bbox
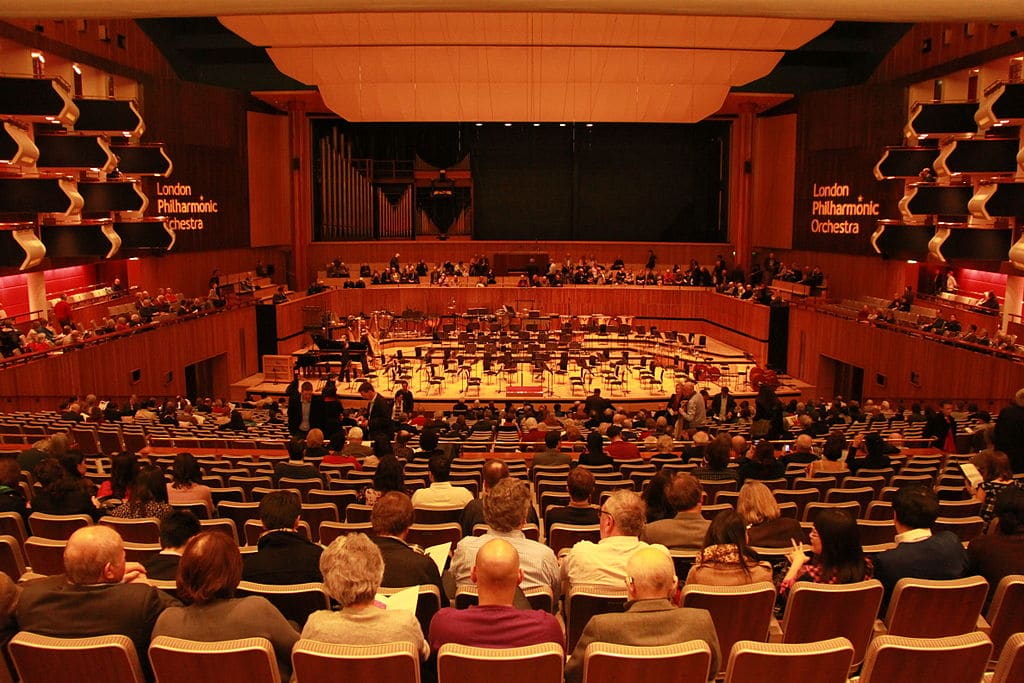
[299,503,340,543]
[781,580,883,667]
[454,584,554,613]
[931,516,985,543]
[565,586,629,653]
[148,636,281,683]
[987,575,1024,659]
[216,501,262,531]
[0,511,27,548]
[681,582,776,675]
[0,534,26,581]
[98,516,161,544]
[413,507,464,525]
[859,632,992,683]
[236,581,329,627]
[405,523,462,549]
[291,640,419,683]
[582,641,711,683]
[884,576,989,638]
[436,643,563,683]
[345,503,374,523]
[855,520,896,547]
[27,512,92,540]
[10,632,143,683]
[992,632,1024,683]
[802,501,860,524]
[379,584,442,637]
[23,536,67,575]
[722,638,854,683]
[199,518,239,543]
[318,521,373,546]
[242,519,312,546]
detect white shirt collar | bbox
[894,527,932,545]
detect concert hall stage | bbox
[237,328,805,412]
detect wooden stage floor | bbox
[236,332,806,412]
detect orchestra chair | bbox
[291,640,419,683]
[148,636,280,683]
[9,632,143,683]
[681,582,776,677]
[437,643,564,683]
[777,580,883,669]
[878,576,988,638]
[581,641,712,683]
[722,638,854,683]
[857,632,992,683]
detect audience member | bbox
[967,450,1022,525]
[153,531,299,680]
[96,452,139,502]
[144,510,202,580]
[544,467,600,532]
[370,492,448,605]
[737,440,785,484]
[31,458,100,519]
[302,532,429,658]
[362,454,405,506]
[737,481,804,547]
[691,435,739,481]
[779,509,872,605]
[967,487,1024,608]
[410,453,474,509]
[563,490,668,591]
[685,510,772,586]
[0,457,28,526]
[565,547,720,683]
[640,474,710,550]
[641,470,676,523]
[110,465,173,520]
[166,452,214,517]
[533,430,570,467]
[242,491,323,584]
[273,438,319,483]
[579,430,613,467]
[460,459,539,536]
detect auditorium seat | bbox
[405,523,462,549]
[379,584,442,636]
[437,642,563,683]
[455,584,554,613]
[344,504,374,523]
[199,518,239,543]
[772,489,819,521]
[318,522,372,545]
[242,519,312,545]
[0,511,27,550]
[217,502,262,532]
[27,512,92,540]
[581,641,712,683]
[548,523,600,556]
[10,632,144,683]
[413,507,464,525]
[802,501,860,524]
[98,516,161,544]
[777,580,883,668]
[0,535,27,582]
[23,537,67,575]
[991,633,1024,683]
[565,585,630,653]
[982,574,1024,663]
[681,582,777,677]
[857,632,992,683]
[236,581,330,627]
[149,636,280,683]
[299,503,340,542]
[723,638,854,683]
[879,576,989,638]
[291,640,419,683]
[931,515,986,543]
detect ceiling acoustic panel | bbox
[224,12,832,122]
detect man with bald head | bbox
[429,538,563,651]
[781,433,818,467]
[16,525,177,669]
[564,548,720,683]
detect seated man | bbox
[371,491,448,606]
[16,526,177,671]
[562,490,669,591]
[273,438,320,484]
[144,510,201,581]
[564,548,721,683]
[430,538,563,651]
[242,491,323,584]
[461,460,540,536]
[874,484,969,606]
[780,434,818,467]
[544,467,600,534]
[450,478,560,600]
[410,452,474,509]
[340,426,373,459]
[639,474,710,551]
[532,430,571,468]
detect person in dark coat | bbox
[242,491,323,584]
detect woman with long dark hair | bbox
[685,510,772,585]
[641,470,675,523]
[31,458,101,519]
[779,508,872,600]
[167,452,214,517]
[362,454,404,506]
[97,453,140,501]
[753,385,785,441]
[111,465,173,519]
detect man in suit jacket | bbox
[359,381,395,441]
[143,510,201,581]
[242,491,323,584]
[874,485,969,607]
[564,547,721,683]
[709,387,737,422]
[16,525,177,678]
[640,473,710,551]
[922,401,957,451]
[371,491,448,606]
[287,377,326,436]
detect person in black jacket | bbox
[370,491,448,607]
[0,457,28,527]
[994,388,1024,474]
[287,376,326,436]
[242,491,323,584]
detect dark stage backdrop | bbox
[472,123,730,242]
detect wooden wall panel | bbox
[751,114,796,251]
[787,305,1024,408]
[0,306,257,411]
[247,112,291,248]
[873,24,1024,84]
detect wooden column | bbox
[729,101,757,275]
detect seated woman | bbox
[303,428,330,460]
[685,510,772,586]
[301,532,429,660]
[779,509,872,603]
[362,454,406,506]
[97,453,139,502]
[967,450,1022,525]
[578,430,613,467]
[968,487,1024,608]
[807,433,848,477]
[152,531,299,679]
[691,435,739,481]
[110,465,174,520]
[847,433,890,475]
[737,481,804,548]
[641,471,675,523]
[218,409,247,432]
[737,440,785,484]
[31,459,100,519]
[166,452,214,517]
